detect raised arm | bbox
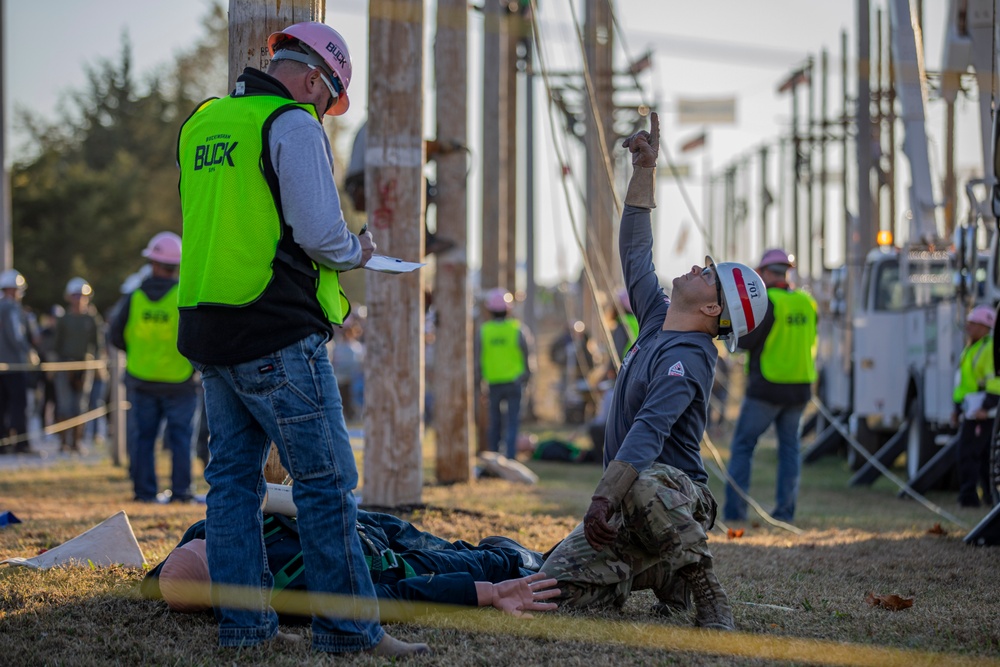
[618,112,667,327]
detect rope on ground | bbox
[149,580,995,667]
[810,398,968,530]
[701,431,804,535]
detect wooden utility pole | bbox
[433,0,472,484]
[504,8,520,292]
[364,0,426,506]
[759,146,769,253]
[583,0,615,329]
[481,0,508,291]
[228,0,324,90]
[853,0,873,305]
[819,49,828,273]
[1,0,10,272]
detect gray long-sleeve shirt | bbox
[602,205,717,483]
[269,111,362,271]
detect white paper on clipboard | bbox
[363,254,426,274]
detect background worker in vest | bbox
[110,232,198,504]
[611,287,639,360]
[0,269,39,455]
[477,288,534,459]
[175,21,426,658]
[951,305,1000,508]
[723,248,818,523]
[52,276,103,454]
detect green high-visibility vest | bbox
[480,319,526,385]
[123,286,194,383]
[759,288,818,384]
[953,335,1000,403]
[177,95,349,324]
[623,312,639,354]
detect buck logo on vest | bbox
[141,309,170,324]
[193,140,239,171]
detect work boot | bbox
[677,557,735,631]
[366,633,431,657]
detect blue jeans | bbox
[487,381,522,458]
[126,388,198,500]
[723,396,806,522]
[197,332,383,652]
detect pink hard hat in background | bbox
[158,538,211,613]
[967,305,996,329]
[142,232,182,265]
[484,288,512,314]
[757,248,793,270]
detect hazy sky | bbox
[3,0,989,286]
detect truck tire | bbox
[905,399,935,480]
[848,418,885,471]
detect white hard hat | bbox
[65,277,93,297]
[707,255,768,353]
[0,269,26,291]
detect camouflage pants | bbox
[539,463,717,609]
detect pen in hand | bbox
[359,223,368,235]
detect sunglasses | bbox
[700,265,722,308]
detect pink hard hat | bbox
[159,539,210,613]
[268,22,352,116]
[967,305,996,329]
[142,232,182,265]
[757,248,793,271]
[485,288,512,314]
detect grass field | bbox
[1,426,999,666]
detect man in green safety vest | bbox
[477,288,534,459]
[174,21,426,658]
[952,305,1000,507]
[110,232,198,504]
[723,248,818,523]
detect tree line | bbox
[11,3,361,316]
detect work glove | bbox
[583,459,639,551]
[621,112,659,208]
[583,496,617,550]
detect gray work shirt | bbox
[603,205,717,484]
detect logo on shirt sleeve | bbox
[668,361,685,377]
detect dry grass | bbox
[2,434,1000,666]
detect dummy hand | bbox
[621,112,659,168]
[359,230,376,267]
[583,496,618,550]
[491,573,561,617]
